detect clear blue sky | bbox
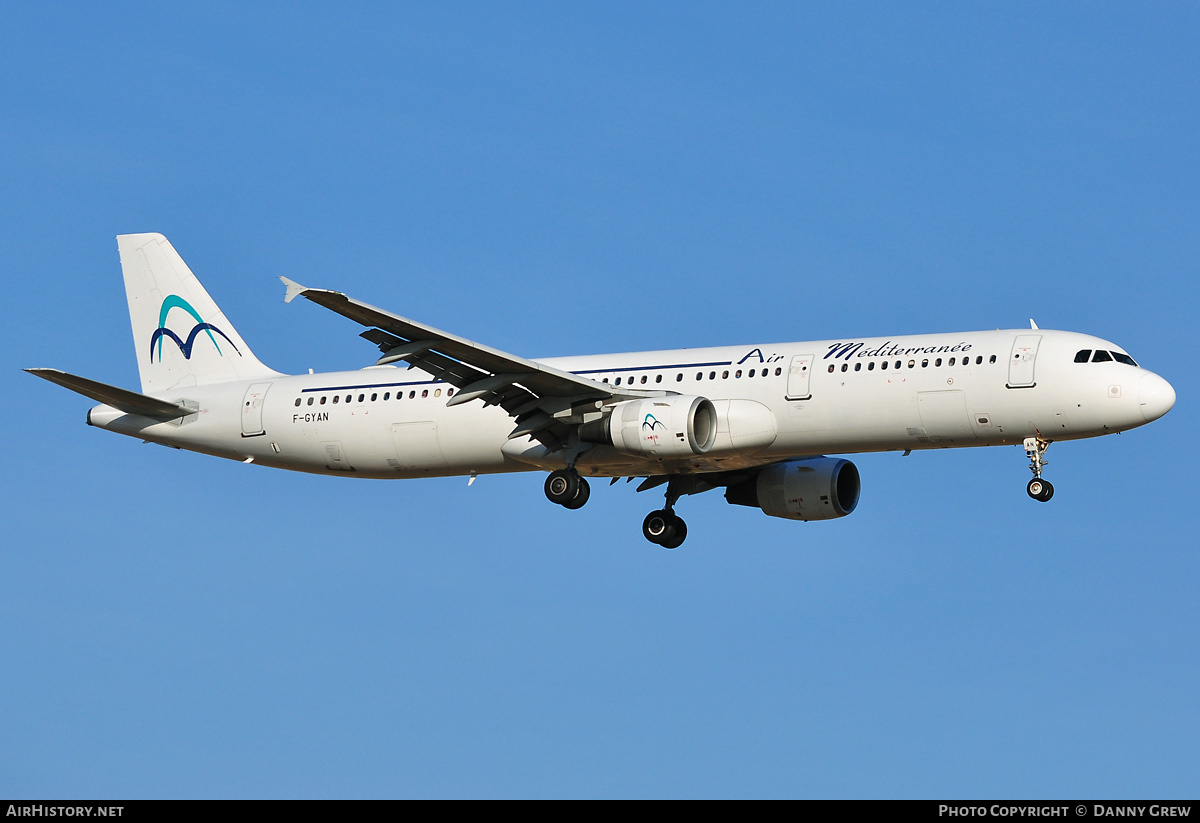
[2,3,1196,798]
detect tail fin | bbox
[117,233,280,393]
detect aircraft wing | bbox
[281,278,648,451]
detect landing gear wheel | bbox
[545,469,580,505]
[642,510,677,545]
[659,517,687,550]
[562,477,591,510]
[1026,478,1054,502]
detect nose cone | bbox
[1139,373,1176,423]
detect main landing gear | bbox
[641,476,695,549]
[642,509,687,550]
[543,469,693,549]
[1024,435,1054,502]
[544,468,590,510]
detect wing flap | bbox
[283,278,609,399]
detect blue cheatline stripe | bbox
[299,359,741,393]
[302,379,442,392]
[573,360,732,375]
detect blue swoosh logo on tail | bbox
[150,295,241,361]
[150,323,241,361]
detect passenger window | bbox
[357,394,364,403]
[1092,350,1112,363]
[371,393,377,402]
[447,388,454,396]
[435,389,442,397]
[656,375,662,383]
[921,359,928,368]
[749,368,756,377]
[775,368,782,376]
[989,355,997,364]
[306,397,313,406]
[854,363,861,371]
[722,370,729,379]
[640,375,647,384]
[709,371,716,380]
[894,361,901,370]
[615,377,622,386]
[1074,350,1092,363]
[333,395,339,404]
[868,361,875,371]
[840,363,848,372]
[294,398,301,407]
[383,392,390,400]
[422,389,429,398]
[320,396,327,405]
[828,364,835,373]
[935,358,942,367]
[345,395,352,403]
[735,370,742,378]
[696,372,703,381]
[949,357,956,366]
[975,356,982,365]
[881,361,888,371]
[676,374,683,382]
[408,391,415,399]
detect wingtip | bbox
[280,276,307,304]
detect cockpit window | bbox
[1074,349,1092,363]
[1112,352,1138,367]
[1092,350,1113,363]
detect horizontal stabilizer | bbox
[25,368,193,420]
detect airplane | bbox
[27,233,1176,549]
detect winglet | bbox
[280,276,308,304]
[1030,318,1039,330]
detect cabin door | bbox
[785,354,814,400]
[241,383,272,437]
[1007,335,1042,388]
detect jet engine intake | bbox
[725,457,861,521]
[580,396,717,459]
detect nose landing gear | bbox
[1024,436,1054,502]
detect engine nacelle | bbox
[707,399,778,456]
[583,396,718,459]
[725,457,861,521]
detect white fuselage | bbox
[86,328,1174,479]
